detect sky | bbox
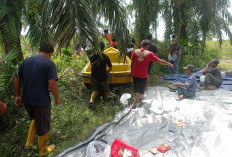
[21,0,232,40]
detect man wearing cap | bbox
[204,60,222,89]
[174,65,197,99]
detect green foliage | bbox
[132,0,160,42]
[162,0,232,51]
[0,0,24,60]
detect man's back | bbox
[131,48,159,78]
[18,55,57,106]
[90,54,112,81]
[148,42,158,54]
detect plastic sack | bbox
[120,93,131,106]
[111,139,140,157]
[200,75,205,82]
[86,140,111,157]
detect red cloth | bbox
[131,48,159,78]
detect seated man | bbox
[89,41,112,103]
[204,60,222,89]
[174,65,197,99]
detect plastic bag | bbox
[120,93,131,106]
[200,75,205,82]
[86,140,111,157]
[111,139,140,157]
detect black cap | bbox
[212,59,219,65]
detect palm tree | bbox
[24,0,130,55]
[127,0,160,42]
[0,0,24,60]
[162,0,232,47]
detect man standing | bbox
[168,39,182,75]
[14,43,61,156]
[204,60,222,89]
[174,65,197,99]
[89,41,112,103]
[131,40,173,109]
[146,33,159,85]
[0,60,7,114]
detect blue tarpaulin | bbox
[163,68,232,91]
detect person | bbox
[0,60,7,114]
[14,43,61,156]
[146,33,159,86]
[131,40,173,109]
[74,43,85,55]
[174,65,197,99]
[168,39,182,75]
[89,41,112,104]
[203,60,222,89]
[104,29,118,48]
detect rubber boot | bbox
[89,90,98,103]
[38,132,55,156]
[24,119,36,149]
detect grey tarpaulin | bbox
[57,87,232,157]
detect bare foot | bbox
[178,95,184,99]
[130,104,136,109]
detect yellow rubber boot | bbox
[89,90,98,103]
[24,119,36,149]
[38,132,55,156]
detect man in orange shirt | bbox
[104,29,118,48]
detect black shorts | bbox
[148,62,153,75]
[91,76,110,92]
[133,77,147,94]
[24,104,51,136]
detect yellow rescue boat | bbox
[80,47,132,88]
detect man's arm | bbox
[14,76,22,106]
[174,83,187,87]
[157,58,173,68]
[49,79,61,105]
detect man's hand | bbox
[0,101,7,114]
[15,96,22,106]
[55,98,61,105]
[174,83,179,87]
[169,63,174,69]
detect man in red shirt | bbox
[131,40,173,109]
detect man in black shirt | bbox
[147,34,159,75]
[89,41,112,103]
[14,43,61,156]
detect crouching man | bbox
[174,65,197,99]
[14,43,61,156]
[204,60,222,89]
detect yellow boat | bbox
[80,47,132,88]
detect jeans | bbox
[176,86,196,97]
[169,60,178,75]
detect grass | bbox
[0,40,232,157]
[205,40,232,70]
